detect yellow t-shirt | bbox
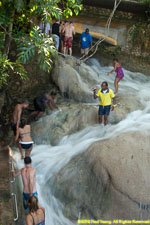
[96,88,115,106]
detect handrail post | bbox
[9,159,18,222]
[11,193,19,221]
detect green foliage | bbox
[0,52,27,88]
[29,0,83,21]
[0,0,83,88]
[17,27,57,72]
[139,0,150,3]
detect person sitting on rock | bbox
[26,196,45,225]
[15,118,34,158]
[93,81,116,125]
[12,156,38,212]
[31,92,61,121]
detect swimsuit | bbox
[60,35,64,41]
[10,122,17,136]
[23,192,38,211]
[19,141,34,150]
[20,132,30,136]
[34,96,48,112]
[64,36,73,48]
[30,208,45,225]
[115,66,124,79]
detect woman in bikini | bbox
[15,118,34,158]
[108,58,124,94]
[26,196,45,225]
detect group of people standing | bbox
[40,19,94,58]
[10,91,61,224]
[40,20,75,56]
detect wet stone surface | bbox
[0,146,14,225]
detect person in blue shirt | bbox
[80,28,92,57]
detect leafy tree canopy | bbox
[139,0,150,3]
[0,0,83,88]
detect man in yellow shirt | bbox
[93,81,116,125]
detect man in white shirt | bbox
[40,22,51,35]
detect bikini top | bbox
[20,132,30,136]
[30,208,45,225]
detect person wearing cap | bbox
[93,81,116,125]
[80,28,92,57]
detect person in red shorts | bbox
[63,21,75,56]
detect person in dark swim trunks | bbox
[31,92,61,121]
[30,94,50,120]
[11,100,29,134]
[12,157,37,212]
[15,118,33,157]
[93,81,116,125]
[26,196,45,225]
[108,58,124,94]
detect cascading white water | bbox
[13,59,150,225]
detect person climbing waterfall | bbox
[93,81,116,125]
[108,58,124,94]
[12,156,38,212]
[31,92,61,121]
[15,118,34,158]
[26,196,45,225]
[11,100,29,159]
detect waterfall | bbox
[13,59,150,224]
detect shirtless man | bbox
[63,21,75,56]
[12,156,37,212]
[11,100,29,159]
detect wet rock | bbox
[31,103,98,145]
[51,57,96,103]
[31,92,143,145]
[52,131,150,220]
[52,153,111,221]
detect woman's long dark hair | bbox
[19,118,27,129]
[28,196,39,213]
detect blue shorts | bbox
[98,105,111,116]
[23,192,38,211]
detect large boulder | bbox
[51,131,150,220]
[31,94,143,146]
[51,56,98,103]
[86,131,150,204]
[31,103,98,145]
